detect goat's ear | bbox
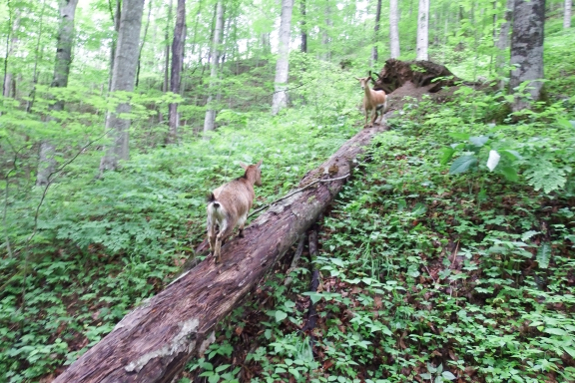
[256,159,262,168]
[239,162,248,170]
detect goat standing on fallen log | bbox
[207,160,262,263]
[356,73,388,127]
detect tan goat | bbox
[356,74,388,127]
[207,160,262,263]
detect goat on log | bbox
[52,124,388,383]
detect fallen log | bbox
[53,124,387,383]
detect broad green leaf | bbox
[544,327,566,336]
[275,310,288,322]
[440,147,456,165]
[450,155,477,174]
[303,292,323,304]
[521,230,539,241]
[537,243,551,269]
[442,371,457,380]
[469,136,489,147]
[500,166,519,181]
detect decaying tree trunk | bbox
[53,124,387,383]
[373,58,461,94]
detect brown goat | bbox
[207,160,262,263]
[356,75,388,127]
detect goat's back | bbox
[211,178,255,219]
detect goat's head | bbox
[355,76,371,90]
[240,160,262,186]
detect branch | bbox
[249,173,350,218]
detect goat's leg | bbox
[214,220,232,263]
[207,217,217,252]
[237,213,248,238]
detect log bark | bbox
[374,58,461,94]
[53,124,387,383]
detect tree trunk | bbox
[167,0,186,144]
[565,0,572,28]
[26,0,48,113]
[51,123,387,383]
[509,0,545,112]
[389,0,400,59]
[271,0,294,116]
[135,0,153,88]
[99,0,146,174]
[108,0,121,92]
[203,1,224,133]
[371,0,382,65]
[37,0,79,187]
[3,10,20,98]
[300,0,307,53]
[159,0,173,124]
[416,0,429,61]
[495,0,513,89]
[321,3,332,61]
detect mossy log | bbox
[52,124,387,383]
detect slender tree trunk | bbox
[3,11,20,98]
[37,0,79,187]
[321,2,331,61]
[389,0,400,58]
[108,0,121,92]
[160,0,173,124]
[495,0,513,88]
[416,0,429,60]
[99,0,146,174]
[26,0,47,112]
[565,0,572,28]
[301,0,307,53]
[371,0,382,65]
[261,33,271,54]
[135,0,153,88]
[167,0,186,144]
[271,0,294,115]
[509,0,545,112]
[203,1,224,133]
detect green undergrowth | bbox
[0,105,358,382]
[179,86,575,382]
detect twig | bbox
[284,235,306,286]
[249,173,350,218]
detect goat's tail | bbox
[207,193,220,209]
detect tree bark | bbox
[37,0,79,187]
[389,0,400,59]
[167,0,186,144]
[416,0,429,61]
[509,0,545,112]
[495,0,513,89]
[99,0,145,174]
[135,0,153,88]
[2,10,20,98]
[108,0,122,92]
[371,0,382,65]
[373,58,461,95]
[300,0,307,53]
[203,1,224,133]
[565,0,572,28]
[271,0,294,116]
[159,0,173,124]
[52,123,387,383]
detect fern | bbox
[524,160,568,194]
